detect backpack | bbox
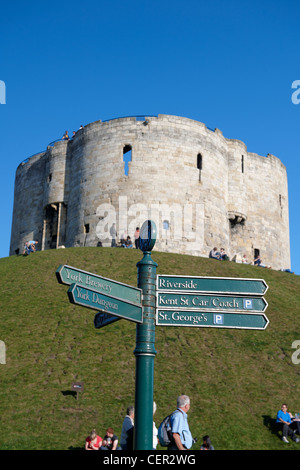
[158,409,182,447]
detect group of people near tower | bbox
[209,247,272,268]
[110,225,141,249]
[209,247,229,261]
[62,125,83,141]
[22,240,38,255]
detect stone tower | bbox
[10,114,290,270]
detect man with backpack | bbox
[158,395,193,450]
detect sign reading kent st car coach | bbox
[157,292,268,312]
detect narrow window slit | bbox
[123,145,132,176]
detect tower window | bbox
[279,194,283,218]
[197,153,202,181]
[241,155,244,173]
[163,220,170,230]
[123,145,132,176]
[84,224,90,234]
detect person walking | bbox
[168,395,193,450]
[120,406,134,450]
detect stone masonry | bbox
[10,115,290,270]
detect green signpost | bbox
[134,220,158,450]
[56,220,270,451]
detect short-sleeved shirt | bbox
[170,409,193,449]
[103,434,118,450]
[276,410,291,423]
[85,435,102,449]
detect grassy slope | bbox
[0,247,299,450]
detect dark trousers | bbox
[278,422,298,440]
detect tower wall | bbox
[10,152,45,254]
[43,141,69,207]
[9,115,291,270]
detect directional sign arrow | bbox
[56,265,142,305]
[94,312,121,329]
[68,284,143,324]
[157,275,268,296]
[157,292,268,313]
[156,310,269,330]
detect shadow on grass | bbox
[61,390,77,399]
[262,415,280,440]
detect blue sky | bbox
[1,0,299,274]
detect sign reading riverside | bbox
[68,284,143,324]
[157,275,268,296]
[56,265,142,305]
[157,310,269,330]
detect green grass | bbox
[0,247,300,450]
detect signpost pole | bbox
[134,222,157,450]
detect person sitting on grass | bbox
[100,427,121,450]
[209,247,220,260]
[276,404,300,443]
[200,435,214,450]
[220,248,229,261]
[123,236,133,248]
[254,255,271,269]
[85,429,102,450]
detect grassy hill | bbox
[0,247,299,450]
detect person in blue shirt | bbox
[168,395,193,450]
[276,404,300,443]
